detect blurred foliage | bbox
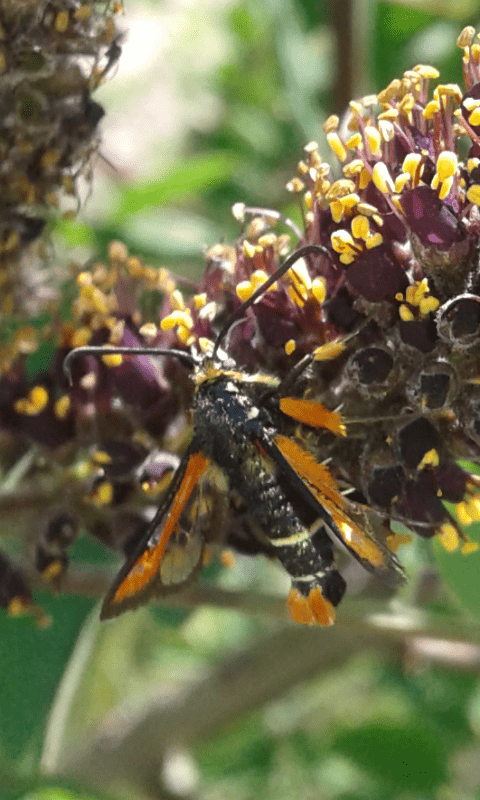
[3,0,480,799]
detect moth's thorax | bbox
[191,364,277,470]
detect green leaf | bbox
[432,520,480,618]
[114,152,241,223]
[334,721,446,793]
[0,595,93,765]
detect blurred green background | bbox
[4,0,480,798]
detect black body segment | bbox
[192,373,347,608]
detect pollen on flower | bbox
[285,339,296,355]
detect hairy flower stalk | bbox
[4,24,480,620]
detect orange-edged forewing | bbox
[101,447,209,619]
[261,434,404,586]
[279,397,346,436]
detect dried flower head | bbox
[0,1,123,317]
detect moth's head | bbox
[191,339,237,385]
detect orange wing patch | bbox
[280,397,346,436]
[102,451,209,616]
[275,435,386,569]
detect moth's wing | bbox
[101,445,210,619]
[279,397,346,435]
[259,433,405,587]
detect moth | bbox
[65,244,404,625]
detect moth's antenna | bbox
[212,243,331,357]
[63,345,196,386]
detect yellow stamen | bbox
[399,304,414,322]
[467,185,480,205]
[422,100,440,119]
[92,450,112,465]
[419,296,440,315]
[198,337,214,354]
[311,277,327,304]
[89,481,114,507]
[395,173,410,192]
[365,125,382,155]
[161,310,193,332]
[139,322,158,338]
[331,229,357,254]
[102,354,123,367]
[372,162,395,193]
[461,541,479,555]
[55,11,69,32]
[351,214,370,240]
[365,232,383,249]
[54,395,71,419]
[413,64,439,79]
[403,153,423,180]
[243,240,257,259]
[72,327,93,348]
[346,133,363,150]
[417,448,440,470]
[326,132,347,162]
[438,523,459,552]
[457,26,475,47]
[330,200,344,223]
[378,120,394,142]
[286,177,305,193]
[313,340,346,361]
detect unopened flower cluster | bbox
[4,25,480,619]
